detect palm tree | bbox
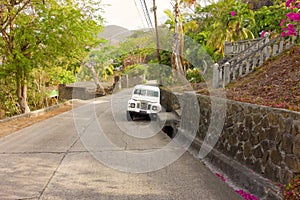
[200,0,255,55]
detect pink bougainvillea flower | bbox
[288,23,296,30]
[286,12,300,21]
[260,30,266,38]
[215,173,227,182]
[230,11,235,17]
[235,190,258,200]
[277,183,284,188]
[292,13,300,21]
[286,0,295,7]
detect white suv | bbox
[127,85,161,121]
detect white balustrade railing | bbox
[224,37,265,58]
[212,31,299,89]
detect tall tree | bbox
[0,0,103,113]
[171,0,197,76]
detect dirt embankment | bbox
[0,104,73,138]
[225,45,300,112]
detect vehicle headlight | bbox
[130,103,135,108]
[152,106,157,111]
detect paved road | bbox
[0,89,242,200]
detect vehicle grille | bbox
[141,102,147,110]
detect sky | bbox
[100,0,214,30]
[100,0,173,30]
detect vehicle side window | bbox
[134,89,146,96]
[140,90,146,96]
[134,89,141,95]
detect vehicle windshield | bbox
[134,89,159,97]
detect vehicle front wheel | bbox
[126,111,134,121]
[150,113,157,121]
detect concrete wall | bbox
[58,82,114,101]
[160,89,300,185]
[58,84,94,100]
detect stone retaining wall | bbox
[58,83,113,100]
[58,84,94,100]
[198,94,300,184]
[160,89,300,185]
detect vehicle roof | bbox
[133,84,160,91]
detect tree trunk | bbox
[85,62,106,95]
[0,105,3,119]
[16,66,30,113]
[153,0,161,63]
[172,0,185,77]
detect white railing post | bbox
[292,35,297,44]
[273,43,279,56]
[223,62,230,87]
[232,66,236,81]
[259,50,264,66]
[239,62,243,76]
[212,63,219,89]
[224,41,230,56]
[252,55,258,70]
[246,59,250,74]
[286,37,291,49]
[264,34,270,60]
[279,39,284,53]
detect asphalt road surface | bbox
[0,89,242,200]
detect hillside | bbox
[98,25,133,45]
[226,45,300,112]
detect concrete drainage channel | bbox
[162,126,175,138]
[157,111,282,200]
[158,111,180,139]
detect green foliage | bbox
[159,50,172,67]
[193,0,256,55]
[253,4,289,37]
[147,62,172,82]
[123,64,147,76]
[77,44,116,82]
[0,77,20,118]
[186,68,205,83]
[48,67,76,85]
[116,30,157,66]
[0,0,104,116]
[101,65,114,80]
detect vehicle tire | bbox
[126,111,134,121]
[150,113,157,121]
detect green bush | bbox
[0,77,20,118]
[48,67,75,85]
[186,68,205,83]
